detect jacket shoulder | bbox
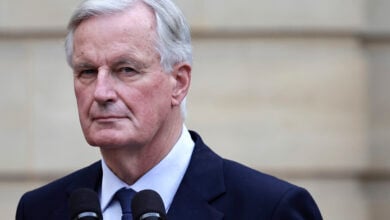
[220,159,322,219]
[16,161,101,220]
[224,159,293,186]
[22,161,101,199]
[222,159,296,200]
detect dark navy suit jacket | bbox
[16,131,322,219]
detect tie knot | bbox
[115,188,136,215]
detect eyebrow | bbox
[111,54,150,69]
[72,52,152,70]
[73,62,96,70]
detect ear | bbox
[171,62,191,107]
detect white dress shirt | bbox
[99,125,195,219]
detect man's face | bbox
[72,3,181,149]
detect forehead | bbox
[72,2,158,64]
[76,1,157,34]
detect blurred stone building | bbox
[1,0,390,219]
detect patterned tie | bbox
[114,188,137,220]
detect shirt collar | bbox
[100,125,194,212]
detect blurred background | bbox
[1,0,390,219]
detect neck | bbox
[100,114,184,185]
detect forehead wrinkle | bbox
[72,2,160,69]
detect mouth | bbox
[92,115,128,123]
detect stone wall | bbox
[1,0,389,219]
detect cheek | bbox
[74,85,93,118]
[125,79,172,117]
[147,79,172,107]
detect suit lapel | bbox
[167,131,225,220]
[49,161,103,220]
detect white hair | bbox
[65,0,192,117]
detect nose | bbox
[93,69,117,105]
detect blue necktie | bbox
[115,188,136,220]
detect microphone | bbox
[68,188,103,220]
[131,189,167,220]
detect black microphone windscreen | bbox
[131,189,167,220]
[68,188,103,220]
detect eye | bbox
[81,69,97,75]
[74,68,98,84]
[117,66,139,78]
[78,69,98,78]
[119,67,136,73]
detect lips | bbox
[92,115,128,122]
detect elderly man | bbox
[16,0,322,219]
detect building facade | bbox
[1,0,390,219]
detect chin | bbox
[86,134,137,149]
[89,138,121,148]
